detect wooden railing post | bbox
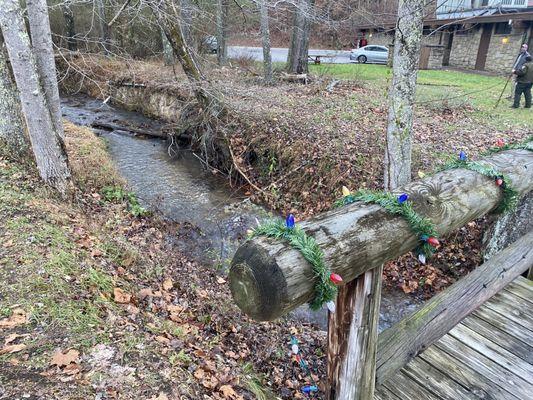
[327,265,383,400]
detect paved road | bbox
[228,46,353,64]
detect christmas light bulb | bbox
[326,301,336,313]
[459,151,467,161]
[398,194,409,204]
[418,253,426,264]
[330,273,343,284]
[342,186,351,197]
[286,214,295,229]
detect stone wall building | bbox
[355,8,533,74]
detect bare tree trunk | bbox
[287,0,313,74]
[27,0,65,142]
[95,0,110,54]
[384,0,424,190]
[149,0,224,116]
[0,0,71,194]
[61,0,76,51]
[216,0,229,65]
[327,5,424,396]
[258,0,272,84]
[0,35,27,156]
[161,28,174,65]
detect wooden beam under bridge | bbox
[229,149,533,321]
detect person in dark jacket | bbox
[512,55,533,109]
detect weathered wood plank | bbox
[502,286,533,305]
[401,357,480,400]
[492,289,533,321]
[375,232,533,384]
[327,266,382,400]
[419,346,521,400]
[448,323,533,381]
[229,150,533,321]
[435,334,533,399]
[484,293,533,331]
[374,386,402,400]
[473,306,533,347]
[460,315,533,363]
[513,276,533,290]
[382,371,441,400]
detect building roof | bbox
[357,9,533,30]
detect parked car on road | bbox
[350,45,389,64]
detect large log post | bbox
[327,266,382,399]
[229,149,533,321]
[376,231,533,384]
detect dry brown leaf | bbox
[4,333,24,345]
[193,368,205,380]
[155,335,170,345]
[50,349,80,367]
[114,288,132,304]
[0,344,26,354]
[0,308,27,329]
[63,363,81,375]
[138,288,154,300]
[216,277,227,284]
[162,278,173,291]
[219,385,239,399]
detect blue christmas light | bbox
[286,214,295,229]
[301,385,318,394]
[459,151,467,161]
[398,194,409,204]
[421,234,429,241]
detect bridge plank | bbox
[484,293,533,331]
[401,357,480,400]
[373,386,402,400]
[419,346,520,400]
[448,323,533,381]
[435,334,532,399]
[382,371,441,400]
[473,306,533,346]
[502,284,533,305]
[460,314,533,363]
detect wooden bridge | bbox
[375,276,533,400]
[229,148,533,400]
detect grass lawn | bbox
[310,63,532,129]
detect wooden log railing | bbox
[229,149,533,321]
[376,230,533,385]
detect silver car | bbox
[350,45,389,64]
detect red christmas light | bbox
[330,273,343,284]
[427,237,440,247]
[496,178,503,186]
[496,139,505,147]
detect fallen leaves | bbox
[50,349,80,367]
[0,308,27,329]
[113,287,132,303]
[0,344,26,354]
[162,277,173,291]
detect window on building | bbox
[494,22,512,35]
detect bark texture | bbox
[0,0,71,193]
[0,36,27,155]
[327,266,382,400]
[95,0,110,53]
[27,0,65,141]
[216,0,229,65]
[229,150,533,321]
[161,28,174,65]
[376,231,533,385]
[483,191,533,261]
[258,0,273,84]
[384,0,424,189]
[287,0,313,74]
[61,0,77,51]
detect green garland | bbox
[250,220,337,310]
[441,159,519,213]
[335,189,439,258]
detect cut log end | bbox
[229,241,287,321]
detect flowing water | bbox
[61,94,424,331]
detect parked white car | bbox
[350,45,389,64]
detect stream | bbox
[61,94,424,331]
